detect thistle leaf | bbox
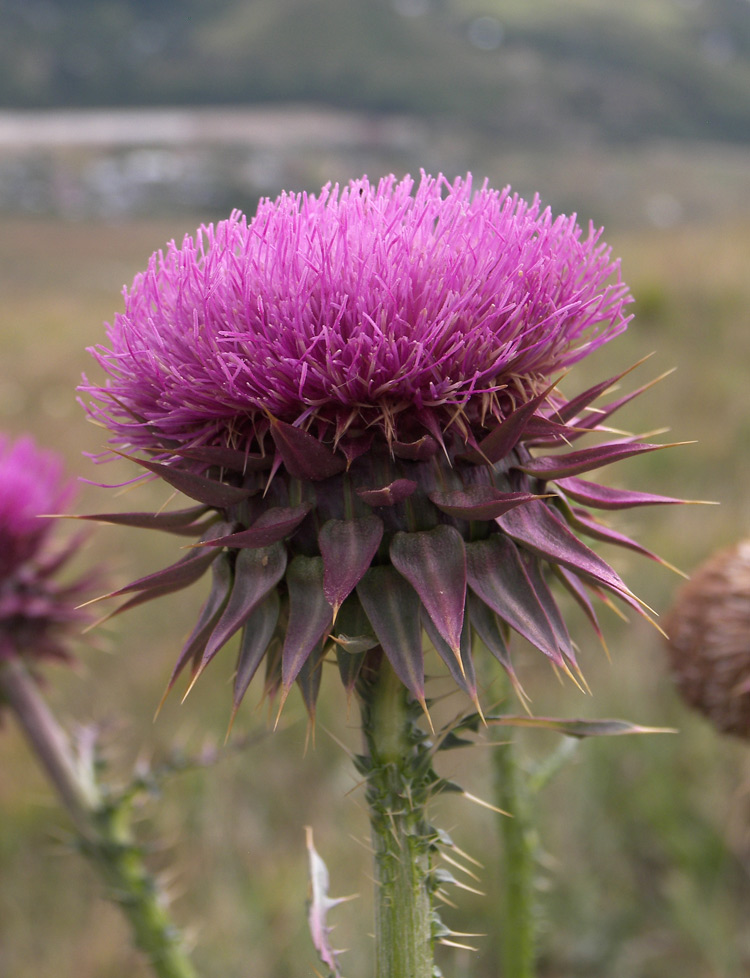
[554,357,650,424]
[73,505,210,535]
[167,554,234,691]
[497,500,634,601]
[518,440,672,481]
[465,535,564,666]
[556,476,688,510]
[563,505,672,567]
[335,646,368,696]
[270,419,346,481]
[102,533,226,601]
[281,556,333,693]
[194,503,312,549]
[331,597,378,694]
[520,415,588,444]
[422,612,479,704]
[357,565,426,707]
[173,445,272,473]
[464,382,558,464]
[202,543,288,665]
[113,451,254,507]
[467,592,526,699]
[522,557,578,668]
[484,715,675,738]
[318,515,384,615]
[390,525,467,657]
[429,486,539,521]
[233,590,281,710]
[295,639,327,723]
[569,370,675,435]
[552,565,604,642]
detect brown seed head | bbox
[664,540,750,738]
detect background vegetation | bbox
[4,0,750,143]
[2,0,750,975]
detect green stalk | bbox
[494,735,537,978]
[359,657,435,978]
[0,657,198,978]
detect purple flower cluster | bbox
[0,434,87,663]
[84,173,630,457]
[81,173,680,720]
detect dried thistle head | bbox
[664,541,750,738]
[80,172,684,722]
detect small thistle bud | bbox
[664,541,750,738]
[0,434,90,666]
[81,172,684,719]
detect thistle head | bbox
[81,172,682,721]
[0,433,89,664]
[664,542,750,739]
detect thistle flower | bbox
[81,172,682,720]
[0,433,88,664]
[664,541,750,738]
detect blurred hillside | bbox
[3,0,750,144]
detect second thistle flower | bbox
[81,172,684,719]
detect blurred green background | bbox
[2,2,750,977]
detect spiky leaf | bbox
[484,715,674,737]
[463,382,557,464]
[270,419,346,480]
[467,592,523,691]
[429,486,538,521]
[390,525,467,656]
[281,556,332,693]
[557,477,687,511]
[422,613,478,703]
[167,554,234,689]
[497,500,634,601]
[104,530,227,600]
[195,504,312,549]
[73,505,210,535]
[318,516,384,614]
[114,451,254,507]
[554,358,648,424]
[357,565,426,707]
[174,445,272,473]
[466,535,564,665]
[202,543,287,664]
[233,590,281,710]
[295,639,327,721]
[518,440,670,481]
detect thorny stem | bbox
[494,734,538,978]
[0,657,198,978]
[358,656,435,978]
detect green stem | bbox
[0,657,198,978]
[359,657,435,978]
[494,736,537,978]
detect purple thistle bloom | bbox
[85,173,629,453]
[81,172,683,719]
[0,434,89,664]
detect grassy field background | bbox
[1,202,750,978]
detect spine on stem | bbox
[0,657,198,978]
[358,655,437,978]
